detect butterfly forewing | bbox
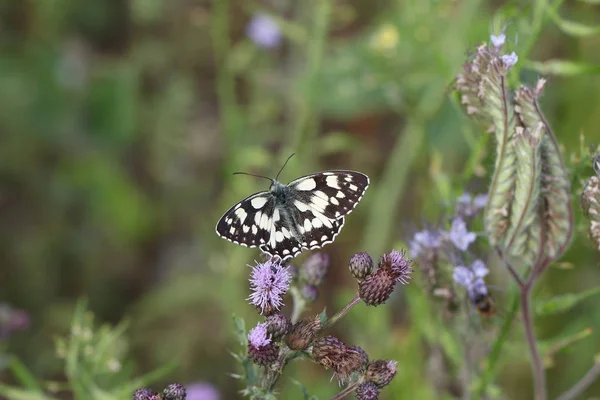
[288,171,369,219]
[215,192,275,248]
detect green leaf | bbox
[8,356,43,392]
[549,9,600,36]
[524,60,600,76]
[538,327,593,367]
[535,286,600,316]
[232,315,248,346]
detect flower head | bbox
[359,250,413,306]
[247,323,271,348]
[448,218,477,251]
[246,14,282,49]
[349,252,374,281]
[501,52,518,68]
[163,383,186,400]
[247,323,279,365]
[247,259,291,315]
[490,33,506,47]
[384,250,413,284]
[299,253,329,286]
[366,360,398,388]
[312,336,369,384]
[453,259,489,300]
[356,382,379,400]
[185,382,220,400]
[409,229,441,258]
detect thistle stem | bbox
[321,293,361,331]
[521,282,547,400]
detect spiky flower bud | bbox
[265,313,291,340]
[312,336,369,384]
[366,360,398,388]
[163,383,186,400]
[285,317,321,351]
[301,284,319,303]
[299,253,329,286]
[247,323,279,366]
[582,175,600,252]
[358,268,395,306]
[355,381,379,400]
[133,389,162,400]
[349,252,374,281]
[359,250,413,306]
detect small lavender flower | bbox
[448,218,477,251]
[456,192,488,218]
[501,52,518,68]
[186,382,220,400]
[246,14,282,49]
[247,259,291,315]
[408,229,441,258]
[453,259,489,300]
[490,33,506,47]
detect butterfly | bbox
[215,156,369,261]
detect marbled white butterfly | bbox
[215,155,369,261]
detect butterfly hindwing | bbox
[288,171,369,219]
[258,206,304,259]
[215,192,275,248]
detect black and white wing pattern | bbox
[215,192,275,249]
[215,170,369,261]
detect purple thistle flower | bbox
[448,218,476,251]
[248,323,271,348]
[386,250,413,284]
[246,14,282,49]
[409,229,441,258]
[247,259,291,315]
[185,383,220,400]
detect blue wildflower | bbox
[246,14,282,49]
[448,218,477,251]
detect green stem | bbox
[361,118,425,255]
[474,287,520,397]
[289,0,332,162]
[321,293,361,331]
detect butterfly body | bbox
[216,171,369,260]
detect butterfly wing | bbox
[215,192,276,249]
[287,171,370,220]
[258,206,304,260]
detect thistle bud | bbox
[300,253,329,286]
[133,389,157,400]
[285,317,321,351]
[366,360,398,388]
[358,268,396,306]
[163,383,186,400]
[265,313,291,341]
[301,284,319,302]
[349,252,374,281]
[355,381,379,400]
[312,336,368,384]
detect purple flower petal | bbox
[471,259,488,278]
[247,259,291,314]
[186,382,220,400]
[248,323,271,348]
[452,266,474,288]
[449,218,476,251]
[246,14,282,49]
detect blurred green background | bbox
[2,0,600,399]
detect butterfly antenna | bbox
[232,171,274,183]
[275,153,295,181]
